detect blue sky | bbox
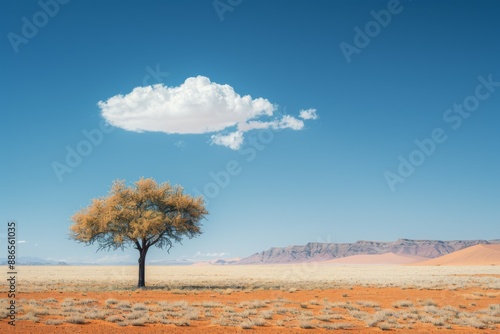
[1,0,499,264]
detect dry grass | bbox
[65,315,86,324]
[299,318,315,329]
[421,299,438,306]
[356,300,380,308]
[320,322,355,330]
[105,298,118,306]
[393,300,414,308]
[84,309,108,319]
[131,302,148,310]
[260,309,274,319]
[9,265,500,331]
[128,316,149,326]
[16,265,500,292]
[105,314,124,322]
[20,296,500,331]
[18,312,40,322]
[239,320,254,329]
[117,300,131,309]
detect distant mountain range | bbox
[0,256,141,266]
[236,239,500,264]
[0,257,70,266]
[5,239,499,266]
[0,256,238,266]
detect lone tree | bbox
[70,178,208,288]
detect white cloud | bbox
[194,251,228,257]
[236,115,304,132]
[98,76,317,150]
[99,76,274,134]
[210,131,244,150]
[94,254,131,264]
[278,115,304,130]
[299,108,318,120]
[17,240,26,244]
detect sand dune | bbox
[414,244,500,266]
[320,252,427,265]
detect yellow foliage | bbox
[69,178,208,251]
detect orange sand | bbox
[2,285,499,333]
[415,244,500,266]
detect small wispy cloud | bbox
[98,76,318,150]
[210,131,244,151]
[94,254,131,264]
[193,251,228,258]
[299,108,318,120]
[17,240,26,244]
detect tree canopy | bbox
[70,178,208,287]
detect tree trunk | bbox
[138,249,147,288]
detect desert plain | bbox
[1,253,500,333]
